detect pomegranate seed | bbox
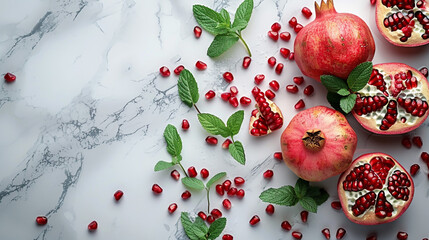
[211,208,222,219]
[234,177,245,185]
[229,97,239,107]
[195,61,207,70]
[227,187,237,196]
[301,7,312,18]
[410,164,420,176]
[222,139,232,149]
[168,203,178,214]
[114,190,123,201]
[275,63,284,74]
[336,228,346,239]
[269,80,280,91]
[222,234,234,240]
[188,166,198,177]
[263,170,274,179]
[159,66,170,77]
[200,168,209,179]
[230,86,238,97]
[303,85,314,96]
[206,136,218,145]
[294,24,303,33]
[182,119,190,130]
[397,231,408,240]
[181,190,191,200]
[240,96,252,106]
[265,204,275,215]
[4,72,16,83]
[36,216,48,225]
[88,221,98,231]
[221,92,231,101]
[171,170,180,180]
[223,180,232,191]
[223,72,234,83]
[421,152,429,162]
[222,199,232,210]
[268,57,277,67]
[293,76,304,85]
[289,52,295,60]
[152,184,163,194]
[366,234,377,240]
[292,231,303,239]
[265,90,276,100]
[271,22,281,32]
[242,57,251,69]
[401,137,412,149]
[207,215,215,224]
[174,65,185,75]
[286,85,299,93]
[280,48,291,58]
[216,184,225,196]
[412,136,423,148]
[289,17,298,28]
[301,210,309,223]
[254,74,265,85]
[370,0,376,5]
[294,99,305,109]
[249,215,260,226]
[331,201,342,210]
[281,221,292,231]
[268,31,279,41]
[236,189,245,198]
[273,152,283,160]
[198,211,207,221]
[420,67,428,78]
[194,26,202,38]
[280,32,291,41]
[321,228,331,239]
[205,90,216,100]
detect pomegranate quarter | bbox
[337,153,414,225]
[280,106,357,182]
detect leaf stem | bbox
[178,162,189,178]
[236,32,251,57]
[206,188,211,213]
[194,104,201,114]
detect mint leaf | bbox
[219,8,231,27]
[228,141,245,165]
[321,75,348,92]
[337,88,350,96]
[326,92,344,114]
[207,217,226,240]
[207,33,239,58]
[194,217,209,235]
[312,188,329,205]
[299,196,318,213]
[198,113,231,137]
[226,110,244,136]
[193,5,225,35]
[305,186,321,197]
[192,226,207,239]
[172,155,182,164]
[206,172,227,189]
[154,161,174,171]
[178,69,199,107]
[232,0,253,30]
[182,177,205,190]
[347,61,373,92]
[259,186,298,206]
[294,179,309,199]
[231,19,247,31]
[181,212,199,240]
[340,93,357,114]
[164,124,182,157]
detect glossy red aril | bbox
[188,166,198,177]
[302,7,313,18]
[292,231,303,239]
[352,63,429,134]
[331,201,342,210]
[36,216,48,225]
[420,66,428,78]
[171,170,180,180]
[289,52,295,60]
[271,22,281,32]
[249,215,260,225]
[410,164,420,176]
[230,86,238,97]
[301,211,309,223]
[421,151,429,162]
[274,152,283,160]
[181,190,191,200]
[242,56,251,69]
[402,137,412,148]
[240,96,252,106]
[234,177,245,185]
[160,66,170,77]
[286,85,299,93]
[114,190,123,201]
[397,231,408,240]
[236,189,245,198]
[265,90,275,100]
[367,234,377,240]
[207,215,215,224]
[222,139,232,149]
[182,119,190,130]
[336,228,346,239]
[200,168,209,178]
[263,170,274,179]
[195,61,207,70]
[152,184,163,194]
[338,153,414,225]
[269,80,280,91]
[321,228,331,239]
[222,199,232,210]
[281,221,292,231]
[198,211,207,221]
[294,76,305,85]
[223,72,234,83]
[211,208,222,219]
[174,65,184,75]
[412,136,423,147]
[227,187,237,196]
[4,73,16,83]
[275,63,284,74]
[216,184,225,195]
[194,26,202,38]
[88,221,98,231]
[289,17,298,27]
[206,136,218,145]
[265,204,275,215]
[280,48,291,58]
[268,57,277,67]
[229,97,239,108]
[205,90,216,100]
[371,0,376,5]
[223,180,232,191]
[254,74,265,85]
[294,23,304,33]
[268,31,279,41]
[221,92,231,102]
[303,85,315,96]
[168,203,178,214]
[280,32,291,41]
[222,234,234,240]
[294,99,305,109]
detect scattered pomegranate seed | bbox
[152,184,163,194]
[280,32,291,41]
[230,86,238,96]
[195,61,207,70]
[265,204,275,215]
[280,48,291,58]
[222,199,232,210]
[240,96,252,106]
[222,234,234,240]
[168,203,178,214]
[227,187,237,196]
[293,76,304,85]
[412,136,423,148]
[275,63,284,74]
[421,152,429,162]
[410,164,420,176]
[422,238,428,240]
[221,92,231,101]
[36,216,48,225]
[274,152,283,160]
[289,52,295,60]
[397,231,408,240]
[300,211,309,223]
[336,228,346,239]
[271,22,281,32]
[216,184,225,196]
[294,99,305,109]
[263,170,274,179]
[301,7,312,18]
[268,57,277,67]
[188,166,198,177]
[182,119,190,130]
[242,57,251,69]
[289,17,298,28]
[292,231,303,239]
[181,190,191,200]
[114,190,123,201]
[4,72,16,83]
[234,177,245,185]
[303,85,314,96]
[268,31,279,41]
[222,139,232,149]
[294,24,303,33]
[205,90,216,100]
[269,80,280,91]
[236,189,245,198]
[223,180,232,191]
[420,67,428,78]
[88,221,98,231]
[286,85,299,93]
[331,201,342,210]
[265,90,276,100]
[207,215,215,224]
[159,66,170,77]
[229,97,239,107]
[254,74,265,85]
[200,168,209,179]
[211,208,222,219]
[401,137,412,149]
[223,72,234,83]
[366,234,377,240]
[321,228,331,239]
[198,211,207,221]
[174,65,185,75]
[194,26,202,38]
[170,170,180,180]
[249,215,260,226]
[370,0,376,5]
[205,136,218,145]
[281,221,292,231]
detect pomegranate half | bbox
[280,106,357,182]
[376,0,429,47]
[352,63,429,134]
[294,0,375,81]
[337,153,414,225]
[249,87,283,136]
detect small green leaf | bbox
[228,141,245,165]
[181,212,199,240]
[207,217,226,240]
[299,196,318,213]
[226,110,244,136]
[207,33,239,58]
[197,113,231,137]
[340,93,357,114]
[337,88,350,96]
[193,5,225,35]
[347,61,373,92]
[172,155,182,164]
[312,188,329,205]
[232,0,253,30]
[305,186,321,197]
[193,217,209,235]
[219,8,231,27]
[154,161,174,171]
[326,92,344,114]
[163,124,182,157]
[321,75,348,92]
[206,172,227,189]
[192,226,207,239]
[182,177,205,190]
[259,186,299,206]
[231,19,248,31]
[294,179,309,199]
[178,69,199,107]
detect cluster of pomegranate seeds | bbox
[242,56,251,69]
[249,215,260,226]
[188,166,198,177]
[397,231,408,240]
[171,170,180,180]
[273,152,282,160]
[265,204,275,215]
[114,190,124,201]
[195,60,207,70]
[222,234,234,240]
[88,221,98,231]
[301,7,312,18]
[4,73,16,83]
[205,90,216,100]
[152,184,163,194]
[263,169,274,179]
[174,65,184,75]
[292,231,303,239]
[36,216,48,225]
[222,199,232,210]
[181,119,190,130]
[280,32,291,41]
[159,66,170,77]
[181,190,191,200]
[254,74,265,85]
[321,228,330,239]
[205,136,218,145]
[168,203,178,214]
[223,72,234,83]
[193,26,202,38]
[281,220,292,231]
[410,164,420,176]
[336,228,346,239]
[269,80,280,91]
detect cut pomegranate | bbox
[211,208,222,219]
[194,26,202,38]
[200,168,209,179]
[273,152,283,160]
[271,22,281,32]
[331,201,342,210]
[249,215,260,225]
[303,85,314,96]
[280,48,291,58]
[188,166,198,177]
[280,32,291,41]
[171,170,180,180]
[223,72,234,83]
[269,80,280,91]
[401,137,412,148]
[336,228,346,239]
[410,164,420,176]
[254,74,265,85]
[294,99,305,110]
[216,184,225,196]
[294,24,304,33]
[321,228,331,239]
[230,86,238,96]
[302,7,313,18]
[227,187,237,196]
[397,231,408,240]
[293,76,305,85]
[263,170,274,179]
[240,96,252,106]
[207,215,215,224]
[221,92,231,102]
[412,136,423,147]
[420,66,428,78]
[236,189,245,198]
[205,90,216,100]
[229,97,239,108]
[234,177,245,185]
[152,184,163,194]
[159,66,170,77]
[242,57,251,69]
[223,180,232,191]
[292,231,303,239]
[198,211,207,221]
[268,57,277,67]
[265,90,275,100]
[222,234,233,240]
[181,190,191,200]
[268,31,279,41]
[300,211,308,223]
[168,203,178,214]
[352,63,429,134]
[338,153,414,225]
[88,221,98,231]
[265,204,275,215]
[36,216,48,225]
[275,63,284,74]
[289,17,298,27]
[205,136,218,145]
[222,199,232,210]
[114,190,124,201]
[174,65,185,75]
[421,151,429,162]
[181,119,190,130]
[281,220,292,231]
[195,61,207,70]
[286,85,299,93]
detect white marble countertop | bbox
[0,0,428,239]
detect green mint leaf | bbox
[259,186,299,206]
[228,141,245,165]
[207,217,226,240]
[197,113,231,137]
[178,69,199,107]
[206,172,227,189]
[337,88,350,96]
[163,124,182,157]
[340,93,357,114]
[312,188,329,205]
[305,186,321,197]
[154,161,174,172]
[347,61,373,92]
[192,226,207,240]
[193,5,225,35]
[207,33,239,58]
[182,177,205,190]
[226,110,244,136]
[321,75,348,92]
[194,217,209,235]
[231,19,248,31]
[232,0,253,30]
[181,212,200,240]
[326,92,345,114]
[294,179,309,199]
[172,155,182,164]
[299,196,318,213]
[219,8,231,27]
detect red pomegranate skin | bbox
[294,0,375,81]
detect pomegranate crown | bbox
[314,0,337,18]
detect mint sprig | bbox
[181,212,226,240]
[321,61,373,114]
[193,0,253,57]
[259,178,329,213]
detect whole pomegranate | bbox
[337,153,414,225]
[352,63,429,134]
[294,0,375,81]
[280,106,357,182]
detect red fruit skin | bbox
[294,0,375,81]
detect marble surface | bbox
[0,0,429,239]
